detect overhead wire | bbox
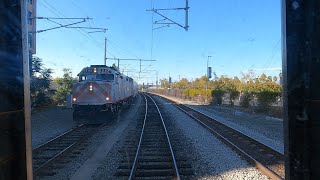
[262,38,281,74]
[41,0,117,58]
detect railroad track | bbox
[115,93,193,179]
[151,93,285,180]
[32,123,102,177]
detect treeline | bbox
[31,56,76,108]
[154,72,282,112]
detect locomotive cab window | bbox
[79,76,86,82]
[96,74,115,81]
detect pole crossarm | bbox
[31,17,107,34]
[150,9,185,29]
[148,7,186,11]
[146,0,189,31]
[153,25,170,30]
[106,58,156,61]
[35,19,86,33]
[33,17,93,20]
[65,26,108,32]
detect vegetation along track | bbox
[115,93,193,179]
[32,123,103,177]
[151,93,285,180]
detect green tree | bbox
[30,56,53,107]
[175,78,189,89]
[53,68,77,104]
[160,78,170,89]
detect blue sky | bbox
[36,0,282,84]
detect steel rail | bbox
[145,94,181,180]
[128,94,148,180]
[128,94,181,180]
[183,103,283,155]
[33,124,102,176]
[150,93,284,180]
[174,104,283,180]
[33,124,84,151]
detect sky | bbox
[35,0,282,84]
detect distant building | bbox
[27,0,36,55]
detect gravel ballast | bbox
[36,95,143,180]
[31,106,75,148]
[154,94,284,154]
[153,95,269,179]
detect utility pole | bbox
[156,71,158,89]
[104,37,107,65]
[206,55,212,91]
[205,55,212,104]
[185,0,189,31]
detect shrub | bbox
[256,90,280,112]
[229,89,240,106]
[211,88,225,105]
[240,91,253,108]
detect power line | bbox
[41,0,115,58]
[67,0,143,61]
[262,39,281,74]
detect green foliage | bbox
[256,90,281,112]
[173,78,189,89]
[153,72,282,109]
[160,78,170,89]
[212,88,225,105]
[240,91,253,108]
[30,57,53,107]
[53,68,77,104]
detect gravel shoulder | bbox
[152,95,268,179]
[31,106,75,148]
[152,93,284,154]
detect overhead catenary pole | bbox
[147,0,189,31]
[206,55,212,91]
[205,55,212,104]
[185,0,189,31]
[156,71,158,88]
[104,37,107,65]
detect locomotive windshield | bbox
[79,74,114,82]
[96,74,114,81]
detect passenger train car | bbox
[72,65,138,123]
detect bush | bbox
[256,90,280,112]
[229,90,240,106]
[31,91,53,108]
[240,91,253,108]
[211,88,225,105]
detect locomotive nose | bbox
[72,81,112,105]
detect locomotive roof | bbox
[77,65,133,81]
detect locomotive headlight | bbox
[89,85,93,91]
[106,97,110,101]
[73,98,77,102]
